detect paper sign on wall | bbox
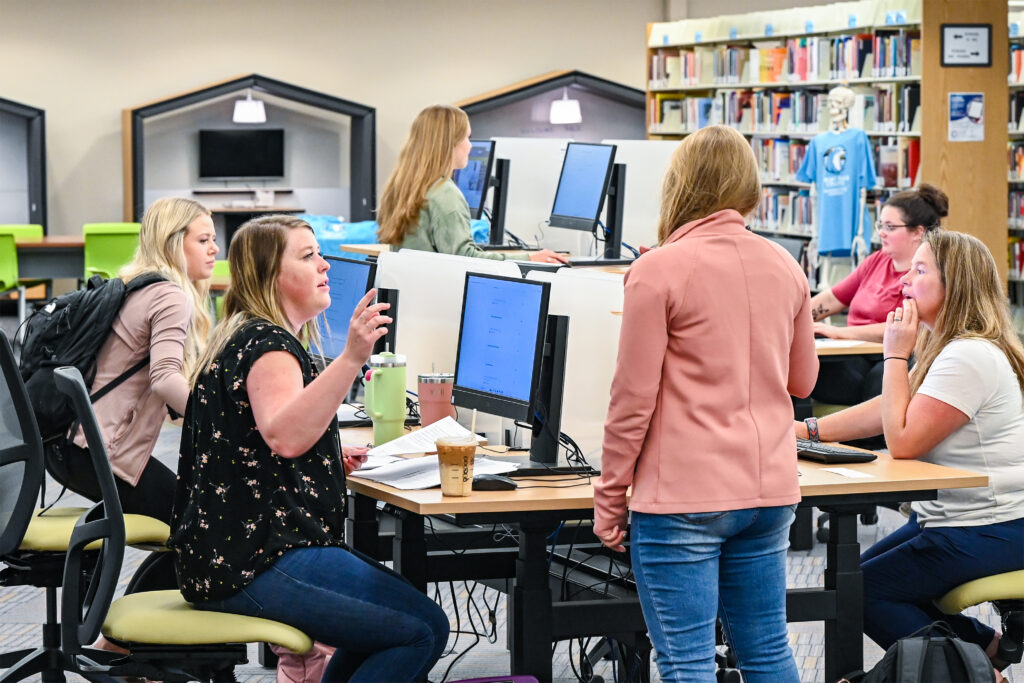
[948,92,984,142]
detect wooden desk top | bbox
[343,423,987,516]
[17,236,85,248]
[338,243,390,256]
[815,340,884,356]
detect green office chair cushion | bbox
[936,570,1024,614]
[104,590,313,653]
[82,223,142,235]
[0,224,44,242]
[20,508,170,551]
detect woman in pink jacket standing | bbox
[594,125,819,682]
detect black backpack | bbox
[19,273,166,441]
[841,622,996,683]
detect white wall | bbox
[0,111,29,224]
[672,0,832,19]
[0,0,663,235]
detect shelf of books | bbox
[646,1,923,251]
[1010,12,1024,322]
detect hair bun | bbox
[916,183,949,219]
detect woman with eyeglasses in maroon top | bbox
[809,184,948,407]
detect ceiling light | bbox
[549,87,582,125]
[232,91,266,124]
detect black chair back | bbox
[54,367,125,655]
[0,330,44,557]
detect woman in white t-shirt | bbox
[794,230,1024,676]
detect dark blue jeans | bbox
[862,512,1024,650]
[631,505,799,683]
[199,545,449,682]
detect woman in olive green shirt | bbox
[377,104,567,264]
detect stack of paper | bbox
[366,417,484,457]
[353,456,518,490]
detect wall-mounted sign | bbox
[941,24,992,67]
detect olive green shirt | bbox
[394,178,527,261]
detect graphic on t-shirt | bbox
[824,145,847,174]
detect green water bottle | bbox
[364,352,407,445]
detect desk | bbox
[815,339,884,357]
[346,446,986,682]
[337,243,390,257]
[15,237,84,280]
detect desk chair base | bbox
[73,643,248,683]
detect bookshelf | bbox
[646,0,1010,317]
[645,3,923,250]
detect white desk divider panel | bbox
[526,268,625,466]
[601,139,680,251]
[374,249,520,428]
[490,137,593,257]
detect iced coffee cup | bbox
[436,435,477,496]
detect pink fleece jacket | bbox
[593,209,818,535]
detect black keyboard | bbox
[796,439,877,464]
[478,244,539,251]
[566,256,634,266]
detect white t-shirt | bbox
[912,338,1024,527]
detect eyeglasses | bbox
[874,221,910,233]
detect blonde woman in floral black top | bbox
[169,215,449,682]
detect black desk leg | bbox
[822,507,864,681]
[790,506,813,551]
[509,520,556,682]
[346,493,381,559]
[393,509,428,592]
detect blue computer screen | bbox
[319,256,374,360]
[550,143,615,221]
[455,275,545,403]
[452,141,494,218]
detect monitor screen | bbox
[451,140,495,219]
[199,129,285,179]
[766,235,805,263]
[453,273,550,421]
[317,255,377,361]
[548,142,616,232]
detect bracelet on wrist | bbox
[883,356,909,362]
[803,417,820,442]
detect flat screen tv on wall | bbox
[198,129,285,179]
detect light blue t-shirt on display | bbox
[795,128,876,255]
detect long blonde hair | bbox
[377,104,470,245]
[191,215,322,385]
[120,197,213,375]
[657,125,761,244]
[910,230,1024,395]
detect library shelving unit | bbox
[1007,12,1024,314]
[645,0,1009,296]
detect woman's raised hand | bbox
[342,289,391,365]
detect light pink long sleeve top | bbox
[593,209,818,535]
[73,281,191,486]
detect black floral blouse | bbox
[169,321,346,603]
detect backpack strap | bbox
[88,354,151,404]
[948,637,999,682]
[897,636,929,683]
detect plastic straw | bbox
[470,409,477,436]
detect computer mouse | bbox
[472,473,518,491]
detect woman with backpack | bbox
[795,230,1024,680]
[45,196,218,591]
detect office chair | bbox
[53,366,314,682]
[0,331,169,683]
[937,570,1024,675]
[82,223,141,280]
[0,225,46,332]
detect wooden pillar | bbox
[920,0,1009,283]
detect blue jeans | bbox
[198,545,449,682]
[862,512,1024,650]
[630,505,799,683]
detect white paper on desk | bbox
[358,454,402,471]
[352,455,518,490]
[815,339,870,349]
[822,467,874,478]
[366,417,483,457]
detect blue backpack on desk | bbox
[18,273,165,441]
[840,622,995,683]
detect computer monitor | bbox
[452,273,549,422]
[548,142,617,232]
[452,140,496,220]
[317,255,377,362]
[766,235,806,263]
